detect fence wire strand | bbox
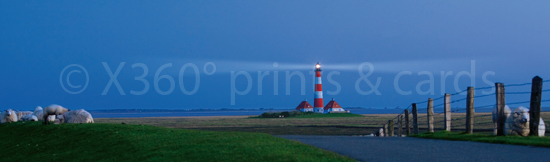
[433,97,468,108]
[475,93,496,98]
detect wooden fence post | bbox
[384,124,388,137]
[495,83,506,136]
[405,109,410,136]
[530,76,543,136]
[389,120,394,137]
[427,98,434,133]
[466,87,475,134]
[398,115,403,137]
[444,93,451,131]
[412,103,418,134]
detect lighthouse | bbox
[314,63,324,113]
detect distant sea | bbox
[84,107,550,118]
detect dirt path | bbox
[280,135,550,162]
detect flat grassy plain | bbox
[0,122,354,162]
[95,112,550,135]
[96,113,394,135]
[289,113,365,118]
[252,113,365,119]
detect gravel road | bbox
[280,135,550,162]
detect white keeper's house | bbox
[295,99,314,112]
[324,98,346,113]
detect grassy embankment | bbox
[411,131,550,148]
[0,122,354,162]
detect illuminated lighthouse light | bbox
[313,63,324,113]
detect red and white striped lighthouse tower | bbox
[314,63,324,113]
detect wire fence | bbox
[377,77,550,137]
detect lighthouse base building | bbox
[314,107,324,113]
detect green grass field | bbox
[411,131,550,148]
[96,112,550,136]
[0,122,354,162]
[97,114,392,135]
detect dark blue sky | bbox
[2,1,550,110]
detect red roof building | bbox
[324,98,345,112]
[296,100,314,112]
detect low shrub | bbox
[259,111,313,118]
